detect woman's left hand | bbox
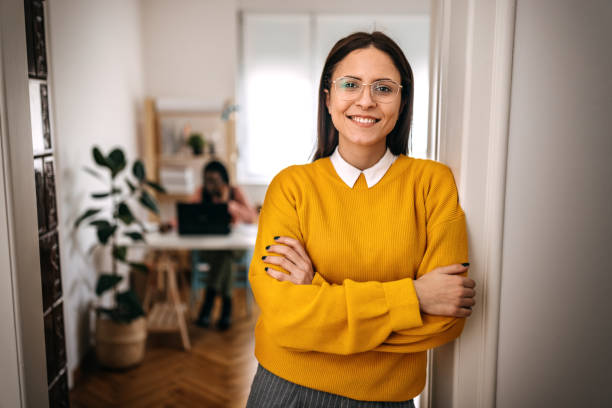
[263,236,315,285]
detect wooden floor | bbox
[70,289,259,408]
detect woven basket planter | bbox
[95,316,147,369]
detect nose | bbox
[355,85,376,108]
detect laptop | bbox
[176,202,231,235]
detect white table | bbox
[133,223,258,251]
[128,224,258,351]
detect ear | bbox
[324,89,330,110]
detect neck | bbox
[337,141,387,170]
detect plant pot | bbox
[95,316,147,369]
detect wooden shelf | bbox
[147,302,188,332]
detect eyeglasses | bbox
[332,76,402,104]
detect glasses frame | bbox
[331,76,403,103]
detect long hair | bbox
[312,31,414,161]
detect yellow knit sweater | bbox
[249,154,469,402]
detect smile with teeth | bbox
[349,115,380,124]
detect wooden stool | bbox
[143,252,191,351]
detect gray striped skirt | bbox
[246,364,416,408]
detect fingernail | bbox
[265,267,268,271]
[274,236,280,240]
[462,263,470,267]
[265,245,270,250]
[261,256,267,260]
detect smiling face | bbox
[325,46,402,154]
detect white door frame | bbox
[425,1,517,407]
[0,32,25,408]
[0,0,50,406]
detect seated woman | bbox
[191,160,258,330]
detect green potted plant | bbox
[74,146,165,369]
[187,132,205,155]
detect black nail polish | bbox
[265,267,268,271]
[262,256,267,260]
[265,245,270,250]
[274,236,280,240]
[462,262,470,267]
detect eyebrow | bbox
[342,75,397,82]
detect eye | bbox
[373,82,395,94]
[339,78,360,90]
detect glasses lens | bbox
[335,78,362,99]
[371,80,400,102]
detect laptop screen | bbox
[176,203,231,235]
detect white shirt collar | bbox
[330,146,398,188]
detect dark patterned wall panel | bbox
[43,311,55,383]
[43,157,58,231]
[39,231,62,310]
[49,370,69,408]
[24,0,37,77]
[32,0,47,78]
[53,303,67,371]
[34,158,46,234]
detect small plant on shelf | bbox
[74,146,165,368]
[187,132,205,155]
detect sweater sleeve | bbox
[374,164,470,353]
[249,167,424,355]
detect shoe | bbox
[196,287,216,328]
[216,296,232,331]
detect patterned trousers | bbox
[246,364,416,408]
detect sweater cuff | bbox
[311,272,327,286]
[383,278,423,331]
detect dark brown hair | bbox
[312,31,414,161]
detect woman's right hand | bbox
[413,264,476,318]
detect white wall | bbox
[497,0,612,406]
[140,0,237,107]
[47,0,145,387]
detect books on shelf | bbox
[159,166,196,195]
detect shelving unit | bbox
[142,98,238,220]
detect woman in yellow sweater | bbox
[246,32,476,407]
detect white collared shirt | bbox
[330,146,398,188]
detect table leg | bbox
[166,262,191,351]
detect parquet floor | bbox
[70,289,259,408]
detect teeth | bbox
[351,116,377,124]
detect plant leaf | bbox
[124,231,145,242]
[74,208,101,228]
[129,262,149,274]
[96,223,117,245]
[112,245,127,262]
[115,290,145,322]
[126,179,137,194]
[132,160,146,182]
[91,187,121,199]
[89,219,110,228]
[117,202,135,225]
[83,166,104,180]
[107,148,126,178]
[139,190,159,214]
[95,274,123,296]
[93,146,109,169]
[145,180,166,193]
